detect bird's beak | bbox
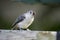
[33,12,36,15]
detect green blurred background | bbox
[0,0,60,31]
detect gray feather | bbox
[12,15,25,27]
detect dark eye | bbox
[30,11,32,14]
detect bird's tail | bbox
[11,26,16,30]
[11,24,20,30]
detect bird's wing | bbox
[12,15,25,27]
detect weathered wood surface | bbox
[0,30,56,40]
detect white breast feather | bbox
[17,16,34,29]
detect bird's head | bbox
[27,10,36,16]
[24,10,36,18]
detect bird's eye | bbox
[30,11,32,14]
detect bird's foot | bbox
[27,29,31,31]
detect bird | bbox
[11,10,35,30]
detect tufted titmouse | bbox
[11,10,35,30]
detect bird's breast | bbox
[17,17,34,29]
